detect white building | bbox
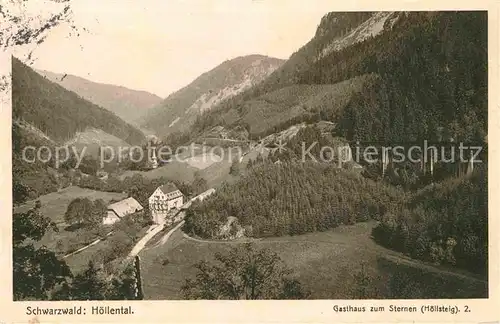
[149,183,184,225]
[104,197,143,225]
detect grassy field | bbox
[118,159,198,183]
[200,156,234,188]
[183,153,221,170]
[118,146,243,189]
[64,225,150,275]
[14,186,127,225]
[139,221,487,300]
[62,235,111,274]
[13,186,127,253]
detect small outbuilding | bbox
[104,197,143,225]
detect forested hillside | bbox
[183,5,490,267]
[12,57,147,203]
[181,11,488,277]
[12,122,110,204]
[326,12,488,143]
[185,12,486,145]
[183,161,404,238]
[195,74,377,139]
[12,123,59,203]
[373,166,488,275]
[184,157,487,275]
[12,58,146,145]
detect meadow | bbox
[118,159,198,183]
[139,221,487,300]
[63,225,150,275]
[13,186,127,257]
[118,146,246,188]
[14,186,127,226]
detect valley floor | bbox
[139,220,487,300]
[117,146,242,188]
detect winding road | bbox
[127,224,164,258]
[148,220,186,250]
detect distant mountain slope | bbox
[214,12,381,102]
[186,12,390,137]
[141,54,284,137]
[12,57,146,145]
[315,12,400,60]
[187,11,486,144]
[37,70,162,125]
[223,74,377,138]
[307,11,487,143]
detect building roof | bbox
[158,183,179,195]
[181,188,215,210]
[149,183,183,201]
[107,197,143,218]
[194,188,216,201]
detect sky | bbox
[30,0,336,97]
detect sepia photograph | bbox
[2,0,492,309]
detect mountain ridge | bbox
[141,54,285,137]
[184,12,388,138]
[12,57,146,146]
[182,11,486,146]
[37,70,163,125]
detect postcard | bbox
[0,0,498,323]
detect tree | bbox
[255,153,264,164]
[52,261,141,301]
[69,261,108,300]
[64,198,95,227]
[352,262,382,298]
[107,264,140,300]
[13,203,72,300]
[107,175,124,192]
[55,239,65,254]
[89,199,107,228]
[181,243,309,299]
[13,178,31,204]
[185,162,403,239]
[229,158,240,176]
[192,172,208,195]
[64,198,83,226]
[13,204,142,301]
[79,156,99,176]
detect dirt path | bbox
[63,231,114,259]
[381,253,487,284]
[182,233,257,244]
